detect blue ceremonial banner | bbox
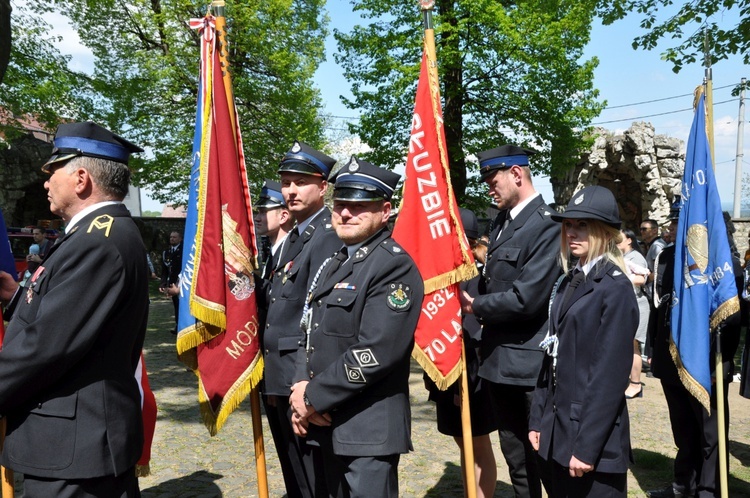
[670,92,740,412]
[176,71,203,337]
[0,209,15,278]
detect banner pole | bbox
[250,387,269,498]
[0,418,13,498]
[459,339,477,498]
[703,32,728,497]
[209,2,268,495]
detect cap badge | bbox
[348,159,359,172]
[574,194,584,205]
[291,142,301,153]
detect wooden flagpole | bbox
[0,418,13,498]
[211,2,268,496]
[702,28,728,498]
[419,3,476,496]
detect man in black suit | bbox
[646,204,740,498]
[262,141,341,498]
[0,122,148,497]
[460,145,561,498]
[159,230,183,333]
[290,157,424,497]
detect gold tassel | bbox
[412,344,463,391]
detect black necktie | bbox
[288,227,300,245]
[328,247,348,276]
[497,213,512,240]
[561,269,584,310]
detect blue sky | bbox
[36,2,748,213]
[315,1,748,213]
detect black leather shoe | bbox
[646,486,675,498]
[647,486,693,498]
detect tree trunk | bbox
[0,0,11,85]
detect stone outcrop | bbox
[551,122,684,231]
[0,133,53,227]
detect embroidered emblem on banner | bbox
[87,215,115,237]
[353,349,379,368]
[387,282,411,311]
[345,364,366,383]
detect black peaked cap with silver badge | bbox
[278,141,337,179]
[551,185,621,228]
[331,156,401,201]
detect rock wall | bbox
[0,134,53,227]
[551,122,684,232]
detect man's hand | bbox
[528,430,540,451]
[289,381,313,420]
[568,455,594,477]
[0,271,20,303]
[460,290,475,315]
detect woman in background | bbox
[529,186,638,497]
[617,228,650,399]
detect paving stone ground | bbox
[10,297,750,496]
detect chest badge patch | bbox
[387,282,411,311]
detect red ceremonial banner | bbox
[177,15,263,435]
[392,44,476,390]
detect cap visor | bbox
[41,153,78,173]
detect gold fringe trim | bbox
[135,464,150,478]
[710,296,740,332]
[189,298,227,331]
[176,321,223,357]
[412,343,463,391]
[196,355,265,436]
[669,338,711,414]
[423,263,478,295]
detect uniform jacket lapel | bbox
[556,262,610,319]
[314,229,389,298]
[489,196,546,253]
[277,208,330,269]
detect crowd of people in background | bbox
[2,125,749,498]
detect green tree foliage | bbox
[598,0,750,74]
[0,3,95,140]
[6,0,329,203]
[335,0,605,207]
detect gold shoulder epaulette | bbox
[87,214,115,238]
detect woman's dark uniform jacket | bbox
[262,208,342,396]
[472,196,561,386]
[0,204,149,478]
[294,228,424,456]
[529,260,638,473]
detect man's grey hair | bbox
[66,156,131,200]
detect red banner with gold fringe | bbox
[392,44,476,390]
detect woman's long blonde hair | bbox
[559,219,627,275]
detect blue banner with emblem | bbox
[670,92,740,412]
[176,68,202,338]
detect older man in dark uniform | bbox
[262,141,342,498]
[460,145,561,498]
[0,122,148,497]
[289,157,424,497]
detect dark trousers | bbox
[538,458,626,497]
[263,394,325,498]
[489,383,542,498]
[171,295,179,328]
[24,468,140,498]
[662,377,729,498]
[317,436,400,498]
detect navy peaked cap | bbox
[331,156,401,201]
[257,179,287,209]
[278,141,336,179]
[477,144,537,180]
[43,121,143,172]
